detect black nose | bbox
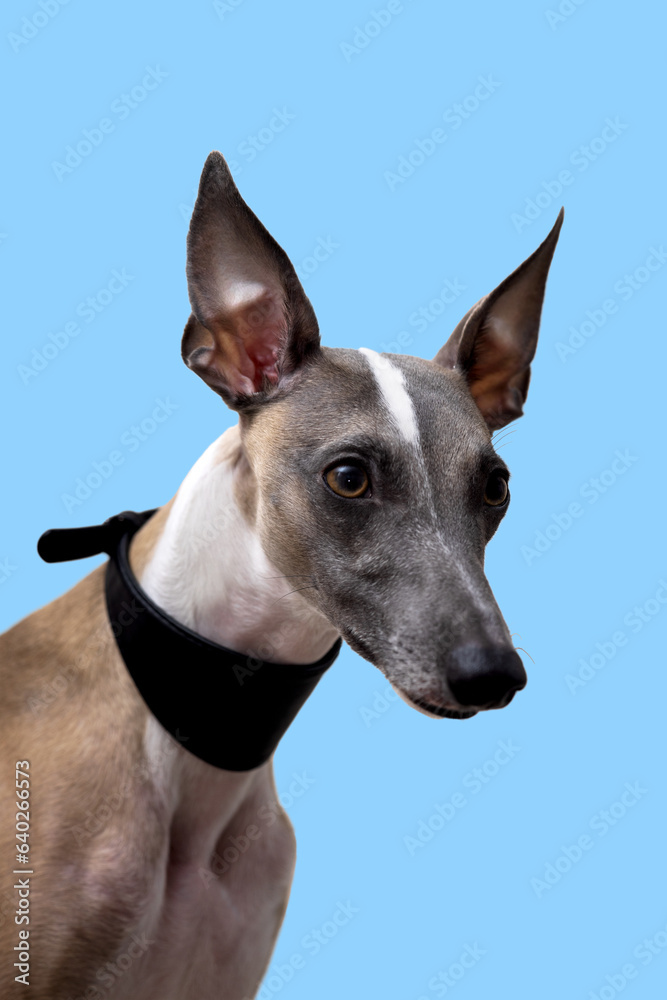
[445,645,527,708]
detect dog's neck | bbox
[133,425,339,666]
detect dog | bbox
[0,151,562,999]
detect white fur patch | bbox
[358,347,419,444]
[139,427,338,665]
[223,279,268,310]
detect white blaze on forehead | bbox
[358,347,419,444]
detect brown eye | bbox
[484,471,509,507]
[325,464,370,498]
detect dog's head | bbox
[181,152,563,718]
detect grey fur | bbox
[184,151,564,717]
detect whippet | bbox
[0,151,563,999]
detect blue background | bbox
[2,1,666,997]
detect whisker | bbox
[514,645,535,664]
[259,573,312,581]
[492,429,516,449]
[269,585,317,608]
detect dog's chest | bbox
[92,729,297,1000]
[32,714,297,1000]
[100,820,295,1000]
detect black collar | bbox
[37,510,341,771]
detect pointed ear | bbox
[433,209,564,430]
[182,151,320,409]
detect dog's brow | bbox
[358,347,419,445]
[309,434,398,467]
[478,442,509,474]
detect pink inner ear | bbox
[213,286,286,396]
[245,341,281,385]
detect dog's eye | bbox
[325,464,370,499]
[484,470,509,507]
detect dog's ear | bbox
[182,151,320,410]
[434,210,563,430]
